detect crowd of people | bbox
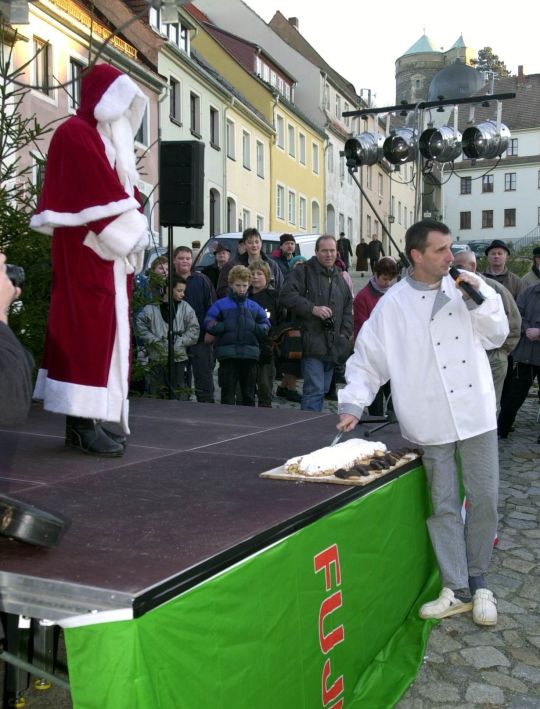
[132,228,354,412]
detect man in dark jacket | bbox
[368,234,385,272]
[279,236,353,411]
[337,232,353,270]
[0,254,33,425]
[216,228,283,297]
[273,233,296,277]
[174,246,216,402]
[498,283,540,441]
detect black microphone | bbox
[449,266,485,305]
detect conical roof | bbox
[402,33,441,57]
[450,34,466,49]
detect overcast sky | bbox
[245,0,539,106]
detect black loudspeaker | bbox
[159,141,205,227]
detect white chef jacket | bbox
[338,273,509,445]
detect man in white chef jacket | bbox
[337,219,509,626]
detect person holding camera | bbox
[135,275,199,398]
[279,236,353,411]
[0,254,33,425]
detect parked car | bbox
[142,232,323,276]
[450,243,471,256]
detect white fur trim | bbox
[33,258,133,434]
[30,196,140,232]
[85,210,149,259]
[34,370,112,421]
[94,75,147,135]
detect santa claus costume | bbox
[30,64,150,456]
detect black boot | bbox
[96,423,127,448]
[65,417,125,457]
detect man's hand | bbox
[0,254,20,325]
[525,327,540,341]
[453,270,481,300]
[312,305,333,320]
[337,413,359,432]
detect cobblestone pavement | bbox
[7,270,540,708]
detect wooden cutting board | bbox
[260,452,420,486]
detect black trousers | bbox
[498,362,540,436]
[219,359,258,406]
[188,341,215,403]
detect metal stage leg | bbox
[2,613,31,708]
[32,619,57,691]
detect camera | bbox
[6,264,25,289]
[322,316,335,331]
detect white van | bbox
[193,232,322,270]
[143,232,323,275]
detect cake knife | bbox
[330,430,344,447]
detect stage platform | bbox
[0,399,410,623]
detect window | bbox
[242,209,251,229]
[504,173,516,191]
[366,166,372,190]
[482,175,494,193]
[226,120,235,159]
[256,141,264,178]
[276,184,285,220]
[257,215,264,231]
[338,213,345,234]
[391,196,395,217]
[288,190,296,225]
[398,201,402,224]
[242,131,251,169]
[190,92,200,136]
[299,133,306,165]
[263,64,270,83]
[299,197,307,229]
[270,70,277,88]
[34,37,51,95]
[367,215,371,236]
[507,138,518,156]
[344,102,350,127]
[68,58,84,109]
[482,210,494,228]
[460,177,472,195]
[255,57,262,76]
[33,156,46,191]
[504,208,516,227]
[134,106,148,145]
[210,107,219,147]
[324,85,330,110]
[288,124,295,158]
[169,77,181,123]
[335,95,341,118]
[460,211,471,230]
[404,209,407,228]
[347,217,353,238]
[377,173,383,197]
[328,144,334,173]
[312,143,319,174]
[276,115,285,149]
[339,157,345,181]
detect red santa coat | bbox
[30,65,149,432]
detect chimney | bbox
[517,65,524,83]
[288,17,299,30]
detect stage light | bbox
[419,126,462,162]
[461,120,510,160]
[343,132,384,168]
[383,128,417,164]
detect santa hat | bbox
[80,64,147,135]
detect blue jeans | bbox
[301,357,334,411]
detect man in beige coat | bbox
[453,249,521,412]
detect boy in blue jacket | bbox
[204,265,269,406]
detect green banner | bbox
[65,465,439,708]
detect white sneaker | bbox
[472,588,497,626]
[419,587,472,620]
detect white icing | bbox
[285,438,387,477]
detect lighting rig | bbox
[342,92,515,267]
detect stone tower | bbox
[395,33,476,104]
